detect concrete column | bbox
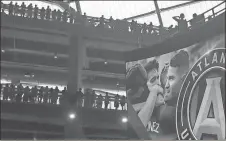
[64,34,86,139]
[82,45,89,69]
[68,35,84,91]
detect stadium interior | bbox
[0,0,225,140]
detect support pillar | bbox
[154,0,163,28]
[63,34,86,139]
[75,1,82,15]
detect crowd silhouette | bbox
[0,1,197,36]
[1,1,222,42]
[1,1,161,34]
[1,1,223,38]
[0,83,127,111]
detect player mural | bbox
[126,33,225,140]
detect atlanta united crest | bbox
[176,48,225,140]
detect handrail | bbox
[1,2,225,46]
[214,7,226,16]
[1,2,162,34]
[0,83,127,110]
[1,1,225,30]
[187,1,225,24]
[202,1,225,15]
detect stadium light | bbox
[122,117,128,123]
[68,112,76,120]
[54,55,58,59]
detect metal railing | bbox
[187,1,225,28]
[1,1,224,44]
[0,2,160,35]
[0,83,127,111]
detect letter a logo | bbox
[193,77,225,140]
[176,48,225,140]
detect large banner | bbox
[126,33,225,140]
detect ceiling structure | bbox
[2,1,225,27]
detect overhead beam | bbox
[123,1,202,21]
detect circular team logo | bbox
[176,48,225,140]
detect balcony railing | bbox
[1,83,127,111]
[1,1,225,44]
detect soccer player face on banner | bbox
[145,59,164,107]
[147,69,159,88]
[164,50,189,102]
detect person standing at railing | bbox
[83,13,90,26]
[62,10,68,23]
[114,94,119,110]
[33,5,38,19]
[3,84,10,101]
[89,17,96,27]
[46,6,51,20]
[84,89,90,107]
[48,87,52,104]
[77,88,84,107]
[23,86,30,103]
[97,94,103,109]
[51,86,59,104]
[40,7,46,20]
[56,9,62,22]
[43,86,49,104]
[20,2,26,17]
[167,25,174,34]
[9,84,16,101]
[120,95,126,110]
[191,13,205,28]
[38,86,44,103]
[52,9,57,21]
[26,3,33,18]
[130,20,136,33]
[190,13,198,27]
[87,89,95,108]
[172,13,188,32]
[69,13,74,24]
[8,1,13,16]
[104,92,110,110]
[14,2,19,16]
[148,22,154,34]
[90,90,96,108]
[136,22,142,35]
[16,83,23,103]
[98,15,105,28]
[60,87,67,104]
[109,16,114,29]
[30,86,38,103]
[142,23,148,34]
